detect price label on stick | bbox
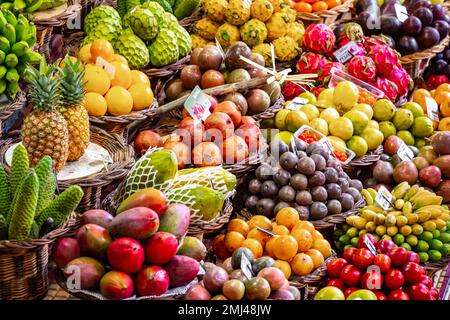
[364,237,377,256]
[426,97,440,122]
[184,86,212,121]
[256,226,275,236]
[375,186,394,210]
[395,4,409,23]
[96,57,115,79]
[240,253,254,280]
[285,97,308,110]
[333,41,360,64]
[397,142,414,161]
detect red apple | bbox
[407,283,431,300]
[374,291,387,300]
[342,247,358,264]
[344,287,359,298]
[418,274,432,288]
[401,262,422,284]
[326,278,346,292]
[373,254,391,273]
[357,233,376,250]
[388,289,410,300]
[361,269,383,290]
[352,248,375,269]
[326,258,348,278]
[388,247,409,267]
[376,239,396,254]
[407,251,420,264]
[134,130,163,155]
[384,269,404,291]
[340,265,363,287]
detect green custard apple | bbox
[114,29,150,69]
[129,7,159,40]
[148,29,179,67]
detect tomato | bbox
[347,289,378,300]
[407,251,420,264]
[429,287,439,300]
[407,283,431,300]
[327,258,349,278]
[361,269,383,290]
[384,269,405,291]
[326,278,346,292]
[342,247,358,264]
[388,289,410,300]
[373,254,391,273]
[373,291,387,300]
[401,262,422,284]
[376,239,396,254]
[418,274,432,288]
[340,265,363,287]
[388,247,409,267]
[357,234,376,250]
[344,287,359,298]
[352,248,375,269]
[314,286,345,300]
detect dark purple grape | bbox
[431,4,447,22]
[433,59,448,75]
[409,0,430,13]
[413,7,434,26]
[402,16,423,36]
[397,35,419,55]
[418,26,441,49]
[444,49,450,63]
[381,15,402,36]
[433,20,450,40]
[357,11,381,35]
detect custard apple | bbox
[85,23,123,44]
[84,5,121,34]
[129,7,158,40]
[148,29,179,67]
[141,1,168,29]
[114,29,150,69]
[164,12,179,29]
[171,25,192,58]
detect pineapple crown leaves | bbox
[59,56,86,107]
[25,58,62,112]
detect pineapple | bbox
[58,57,89,161]
[22,60,69,173]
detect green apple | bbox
[347,289,378,300]
[314,287,345,300]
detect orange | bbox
[84,65,111,95]
[275,207,300,230]
[312,230,324,241]
[273,235,298,260]
[129,83,154,111]
[294,1,312,13]
[312,239,332,258]
[242,238,263,258]
[105,86,133,116]
[438,117,450,131]
[227,219,250,237]
[224,231,245,253]
[312,1,328,12]
[306,249,325,269]
[130,70,151,88]
[436,83,450,93]
[90,39,114,62]
[78,44,92,64]
[292,220,316,234]
[110,54,128,65]
[110,61,132,88]
[275,260,292,279]
[212,234,232,260]
[412,88,432,112]
[434,91,450,105]
[291,229,313,252]
[248,215,272,231]
[247,228,270,247]
[83,92,107,116]
[272,225,290,235]
[265,235,279,257]
[291,253,314,276]
[325,0,341,8]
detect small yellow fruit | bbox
[105,86,133,115]
[90,39,114,61]
[83,92,107,116]
[130,70,151,88]
[84,65,111,95]
[78,44,91,64]
[128,83,154,111]
[110,54,128,65]
[110,62,132,88]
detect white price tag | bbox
[85,149,113,163]
[285,97,308,110]
[397,142,414,161]
[293,97,309,105]
[364,237,377,256]
[184,86,212,121]
[395,4,409,23]
[240,253,253,280]
[333,41,360,64]
[96,56,115,79]
[426,97,440,122]
[375,186,393,210]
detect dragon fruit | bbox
[367,45,401,77]
[363,36,388,52]
[376,77,398,102]
[296,52,328,74]
[337,23,365,55]
[347,56,377,83]
[281,81,308,101]
[386,66,412,97]
[318,61,346,83]
[304,24,336,55]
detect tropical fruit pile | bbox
[290,0,348,13]
[82,3,191,69]
[212,210,333,279]
[56,201,203,299]
[0,146,83,241]
[192,0,304,62]
[316,234,441,300]
[78,39,154,117]
[0,9,40,99]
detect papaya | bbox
[117,188,168,216]
[109,207,159,240]
[177,236,207,261]
[164,255,200,288]
[173,167,237,195]
[158,203,190,240]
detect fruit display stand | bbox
[0,89,27,137]
[0,126,135,212]
[0,213,77,300]
[296,0,353,26]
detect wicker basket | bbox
[425,258,450,279]
[344,145,383,168]
[0,213,78,300]
[297,0,353,26]
[0,89,27,137]
[0,126,135,212]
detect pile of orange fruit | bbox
[212,208,332,279]
[288,0,348,13]
[413,83,450,131]
[77,39,154,117]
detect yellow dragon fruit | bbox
[250,0,273,22]
[273,36,299,62]
[225,0,251,26]
[216,23,241,48]
[240,19,268,46]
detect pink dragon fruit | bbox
[318,61,346,83]
[363,36,388,53]
[427,74,450,89]
[347,56,377,83]
[304,24,336,55]
[376,77,398,102]
[386,66,412,97]
[296,52,328,75]
[367,45,401,77]
[281,81,308,101]
[337,23,365,56]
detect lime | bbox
[393,234,405,245]
[359,229,368,236]
[406,235,418,247]
[420,231,433,241]
[418,252,429,263]
[429,239,443,251]
[432,230,441,239]
[428,249,442,262]
[382,234,392,241]
[342,224,350,232]
[439,232,450,244]
[333,229,344,241]
[344,244,354,251]
[416,240,429,252]
[400,243,412,251]
[339,234,350,245]
[350,237,359,247]
[335,241,345,251]
[346,227,359,238]
[440,243,450,257]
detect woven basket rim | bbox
[0,89,27,122]
[400,35,450,64]
[33,0,82,27]
[297,0,352,20]
[89,99,159,125]
[345,145,383,168]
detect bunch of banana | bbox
[0,0,47,13]
[0,9,40,99]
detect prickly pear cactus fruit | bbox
[252,43,272,66]
[240,19,268,46]
[250,0,274,22]
[193,18,220,40]
[114,29,150,69]
[148,29,179,67]
[203,0,228,23]
[191,34,209,49]
[225,0,251,26]
[171,25,192,58]
[216,23,241,48]
[141,1,169,29]
[129,7,159,41]
[273,36,299,62]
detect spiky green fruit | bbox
[10,144,29,197]
[34,156,56,218]
[171,25,192,58]
[0,165,10,218]
[84,5,121,34]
